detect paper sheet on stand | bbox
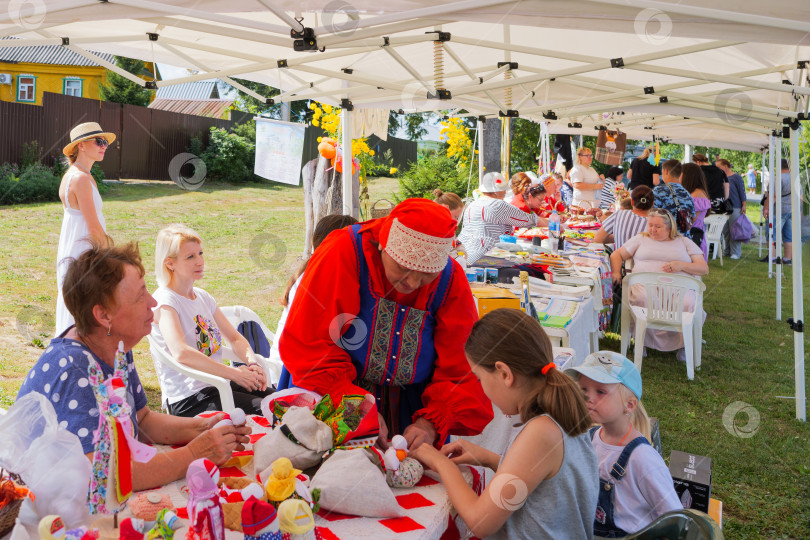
[254,118,306,185]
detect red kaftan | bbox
[278,222,493,442]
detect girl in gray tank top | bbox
[411,309,599,539]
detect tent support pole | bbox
[383,47,434,93]
[0,0,92,25]
[789,124,806,422]
[158,43,269,102]
[314,0,519,37]
[453,40,739,97]
[255,0,305,33]
[341,107,356,218]
[629,64,810,96]
[478,118,485,185]
[63,45,146,87]
[775,139,782,319]
[585,0,810,34]
[114,0,291,37]
[444,44,508,112]
[768,136,775,278]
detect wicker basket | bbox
[218,477,266,532]
[370,199,395,219]
[0,498,23,537]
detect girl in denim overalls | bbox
[568,352,682,537]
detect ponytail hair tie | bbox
[639,197,647,203]
[541,363,556,376]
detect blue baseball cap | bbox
[565,351,643,400]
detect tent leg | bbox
[341,107,356,219]
[768,136,775,278]
[775,139,782,320]
[789,127,806,421]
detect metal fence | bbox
[0,92,233,180]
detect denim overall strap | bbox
[593,432,651,538]
[609,436,650,481]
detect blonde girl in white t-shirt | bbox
[567,351,681,536]
[150,224,272,416]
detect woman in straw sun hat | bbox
[55,121,116,337]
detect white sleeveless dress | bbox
[55,169,106,336]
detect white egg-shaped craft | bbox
[385,457,423,488]
[390,435,408,450]
[228,407,246,426]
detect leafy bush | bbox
[0,162,21,182]
[0,159,107,205]
[0,163,60,205]
[230,119,256,141]
[21,141,42,170]
[199,127,256,183]
[90,163,108,194]
[396,154,476,201]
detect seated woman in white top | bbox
[570,147,605,208]
[457,172,538,265]
[609,209,709,359]
[270,214,358,376]
[150,224,273,417]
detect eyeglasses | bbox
[578,153,593,158]
[93,137,109,149]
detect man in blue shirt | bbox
[716,159,746,259]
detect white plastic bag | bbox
[0,393,91,528]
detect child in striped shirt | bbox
[600,166,626,210]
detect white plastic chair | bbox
[148,305,276,412]
[620,272,706,380]
[220,305,282,386]
[148,335,237,412]
[704,214,729,266]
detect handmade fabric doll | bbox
[241,499,282,540]
[382,435,424,488]
[87,343,157,514]
[185,459,225,540]
[277,499,315,540]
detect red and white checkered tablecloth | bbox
[130,415,475,540]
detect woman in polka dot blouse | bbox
[16,241,250,491]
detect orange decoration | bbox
[396,449,407,461]
[318,140,336,160]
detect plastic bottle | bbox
[548,210,561,254]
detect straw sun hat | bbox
[62,122,116,156]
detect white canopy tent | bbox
[0,0,806,419]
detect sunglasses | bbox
[528,185,547,196]
[92,137,109,149]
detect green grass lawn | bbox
[1,178,808,537]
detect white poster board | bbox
[254,117,306,185]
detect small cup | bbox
[486,268,498,283]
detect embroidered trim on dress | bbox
[385,218,453,273]
[393,309,425,385]
[363,299,396,384]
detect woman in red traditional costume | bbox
[277,199,493,449]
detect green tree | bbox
[509,118,542,173]
[226,78,311,121]
[98,56,154,106]
[403,113,430,140]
